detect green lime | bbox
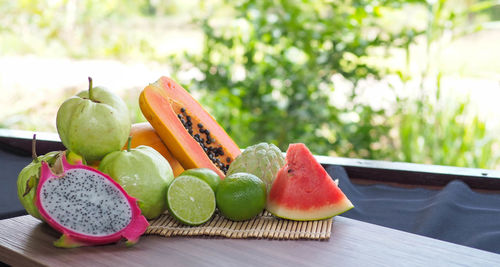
[216,172,267,221]
[166,175,216,226]
[180,168,221,192]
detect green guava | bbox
[17,144,84,221]
[226,142,285,192]
[56,77,130,164]
[98,143,174,220]
[17,151,59,221]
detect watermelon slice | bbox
[266,143,354,220]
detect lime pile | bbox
[166,168,267,225]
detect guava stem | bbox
[88,77,94,101]
[32,134,38,162]
[127,136,132,152]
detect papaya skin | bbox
[124,122,185,177]
[139,77,241,179]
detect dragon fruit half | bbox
[35,155,149,248]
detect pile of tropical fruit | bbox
[16,76,353,248]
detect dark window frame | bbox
[2,128,499,190]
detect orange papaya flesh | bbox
[139,77,241,179]
[125,122,185,177]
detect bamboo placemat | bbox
[145,211,333,240]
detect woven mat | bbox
[145,211,333,240]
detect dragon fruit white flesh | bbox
[35,155,149,248]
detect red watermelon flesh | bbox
[266,143,354,220]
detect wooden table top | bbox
[1,215,499,267]
[2,130,500,266]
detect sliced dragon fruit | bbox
[35,155,149,248]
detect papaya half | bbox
[125,122,185,177]
[139,77,241,179]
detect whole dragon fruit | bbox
[35,155,149,248]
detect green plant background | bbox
[1,0,499,169]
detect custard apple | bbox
[226,142,285,191]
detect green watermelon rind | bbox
[266,198,354,221]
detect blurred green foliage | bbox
[0,0,160,58]
[1,0,500,168]
[171,0,500,168]
[397,91,498,167]
[393,0,500,168]
[172,0,421,157]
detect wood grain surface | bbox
[1,215,500,267]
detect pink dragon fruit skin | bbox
[35,155,149,248]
